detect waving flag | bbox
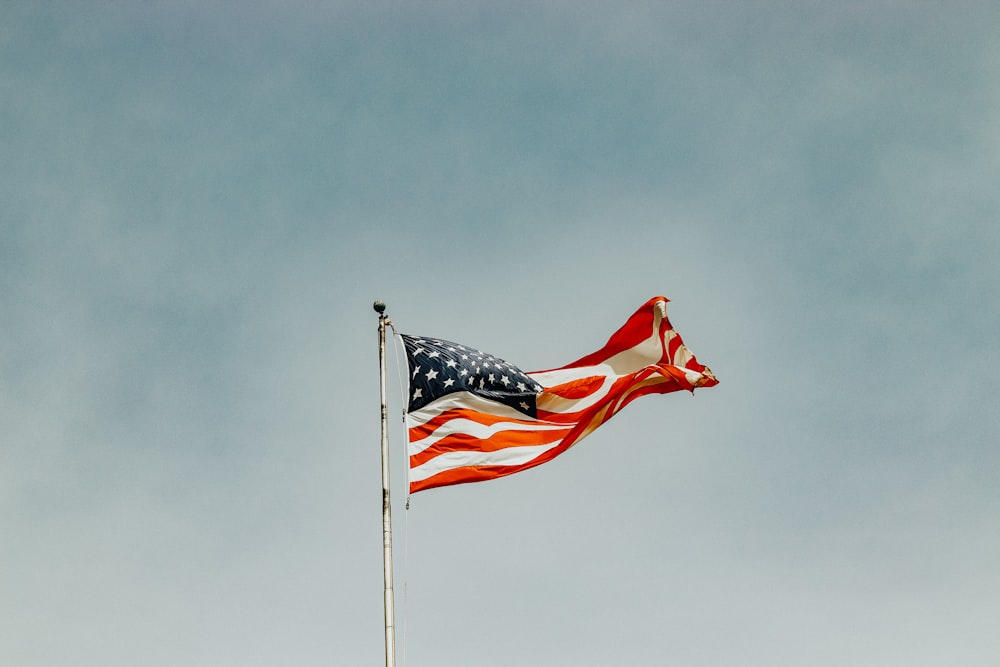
[400,296,717,493]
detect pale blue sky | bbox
[2,2,998,665]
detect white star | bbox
[445,359,457,368]
[500,375,510,386]
[427,350,440,358]
[413,388,423,400]
[426,369,438,380]
[411,366,421,379]
[516,382,526,391]
[520,401,529,410]
[488,373,496,383]
[443,378,455,388]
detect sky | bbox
[2,1,998,665]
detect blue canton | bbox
[401,335,542,417]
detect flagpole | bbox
[374,300,396,667]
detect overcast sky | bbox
[2,2,998,665]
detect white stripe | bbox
[408,418,567,455]
[409,441,563,483]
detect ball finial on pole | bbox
[373,299,387,315]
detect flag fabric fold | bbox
[400,296,717,493]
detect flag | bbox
[400,296,718,493]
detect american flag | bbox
[401,296,718,493]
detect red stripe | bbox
[542,375,605,399]
[667,334,684,363]
[532,408,588,424]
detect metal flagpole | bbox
[374,300,396,667]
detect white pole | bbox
[374,300,396,667]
